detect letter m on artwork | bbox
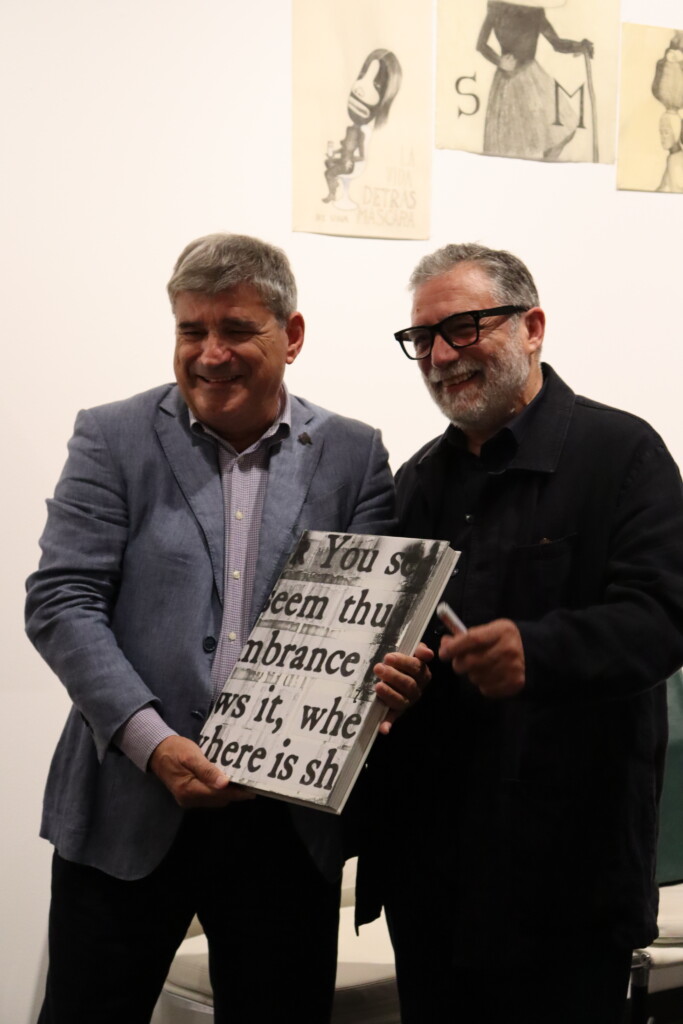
[553,81,586,129]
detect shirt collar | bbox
[423,364,575,475]
[188,385,292,454]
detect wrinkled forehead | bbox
[173,284,273,322]
[412,265,497,322]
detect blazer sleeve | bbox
[25,408,161,761]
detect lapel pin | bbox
[298,432,312,446]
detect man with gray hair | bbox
[357,243,683,1023]
[26,233,423,1024]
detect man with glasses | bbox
[356,243,683,1023]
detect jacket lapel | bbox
[154,387,225,602]
[251,399,323,621]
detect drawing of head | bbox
[662,33,683,75]
[659,110,683,152]
[347,49,402,129]
[652,31,683,111]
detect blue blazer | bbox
[26,384,395,881]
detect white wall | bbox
[2,0,682,1020]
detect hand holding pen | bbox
[437,602,526,699]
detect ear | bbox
[521,307,545,355]
[284,312,305,364]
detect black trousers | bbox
[38,800,340,1024]
[384,883,632,1024]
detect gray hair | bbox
[167,233,297,324]
[409,243,539,309]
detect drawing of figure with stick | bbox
[652,31,683,193]
[476,0,594,160]
[322,48,402,208]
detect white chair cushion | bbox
[655,883,683,944]
[332,962,399,1024]
[162,906,398,1012]
[333,907,399,1021]
[164,936,212,1004]
[160,860,400,1022]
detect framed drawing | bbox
[293,0,431,239]
[436,0,619,164]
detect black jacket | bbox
[357,365,683,963]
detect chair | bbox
[656,671,683,887]
[630,884,683,1024]
[331,160,367,212]
[151,858,399,1024]
[629,671,683,1024]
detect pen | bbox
[436,601,467,635]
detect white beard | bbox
[423,328,533,438]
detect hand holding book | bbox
[149,734,255,808]
[373,642,434,735]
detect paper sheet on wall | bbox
[617,24,683,195]
[435,0,619,164]
[292,0,431,239]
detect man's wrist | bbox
[114,706,178,772]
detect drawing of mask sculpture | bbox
[652,33,683,193]
[323,49,402,208]
[652,32,683,109]
[656,111,683,193]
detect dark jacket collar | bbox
[417,364,575,476]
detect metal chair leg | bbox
[630,950,653,1024]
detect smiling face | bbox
[173,285,304,450]
[412,263,544,452]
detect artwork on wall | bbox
[617,24,683,195]
[292,0,431,239]
[436,0,619,164]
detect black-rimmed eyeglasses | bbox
[394,305,529,360]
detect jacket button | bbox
[190,709,205,721]
[203,636,217,653]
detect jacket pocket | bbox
[502,533,577,619]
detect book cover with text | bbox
[199,530,458,812]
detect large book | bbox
[199,531,459,813]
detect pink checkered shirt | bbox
[116,389,291,771]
